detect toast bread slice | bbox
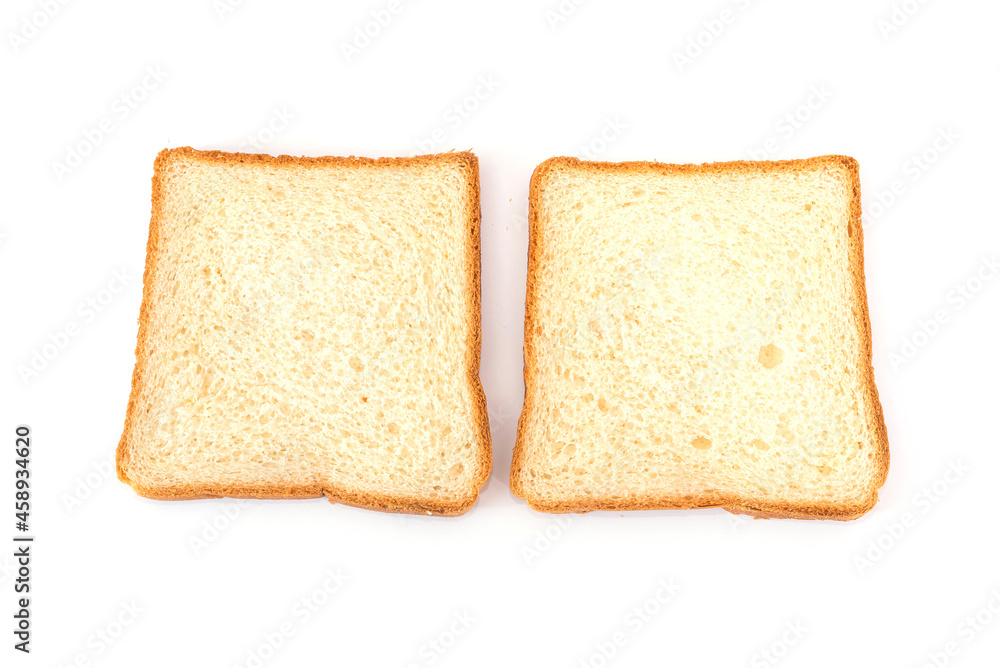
[512,155,888,519]
[117,147,491,515]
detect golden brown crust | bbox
[457,151,494,498]
[511,155,889,520]
[116,146,490,517]
[127,483,477,516]
[509,157,551,501]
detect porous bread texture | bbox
[512,155,888,520]
[117,147,491,516]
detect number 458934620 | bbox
[15,425,30,531]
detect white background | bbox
[2,0,999,666]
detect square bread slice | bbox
[117,147,491,516]
[512,156,888,520]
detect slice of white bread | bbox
[117,147,491,515]
[512,155,888,520]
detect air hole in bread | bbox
[691,437,712,450]
[758,344,785,369]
